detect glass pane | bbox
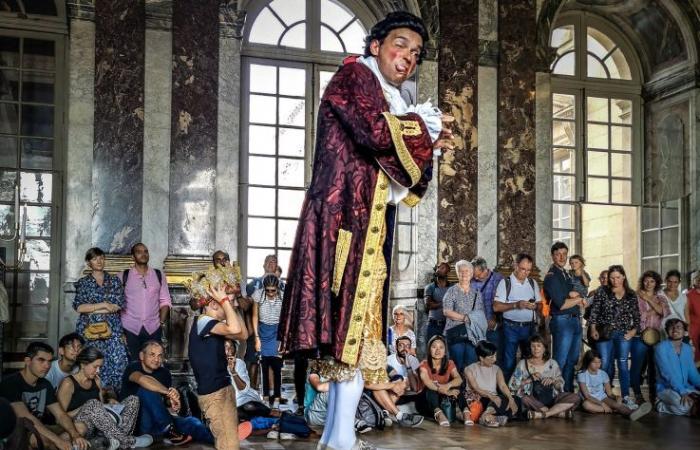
[340,20,367,55]
[247,248,274,279]
[586,97,608,122]
[278,127,304,157]
[0,36,20,67]
[277,219,298,247]
[280,24,306,49]
[28,273,50,305]
[0,204,14,236]
[248,156,276,186]
[552,230,575,253]
[248,187,276,216]
[247,217,276,246]
[608,48,632,80]
[278,97,305,127]
[587,177,609,203]
[278,158,304,187]
[249,64,277,94]
[249,94,277,125]
[553,148,574,174]
[642,206,659,230]
[587,33,609,59]
[21,104,54,137]
[321,26,345,53]
[587,54,608,79]
[0,135,18,166]
[642,230,658,257]
[553,202,575,229]
[0,102,19,133]
[249,125,276,155]
[1,69,19,100]
[553,175,574,201]
[321,0,354,31]
[22,71,54,103]
[0,170,16,201]
[552,52,575,76]
[21,138,53,169]
[277,250,292,273]
[269,0,306,26]
[278,189,305,218]
[661,228,678,255]
[279,67,306,96]
[661,257,679,278]
[24,0,58,15]
[611,126,631,151]
[319,70,335,98]
[611,99,632,124]
[610,153,631,177]
[248,7,285,46]
[587,123,608,149]
[611,179,631,204]
[587,151,608,176]
[23,39,55,71]
[551,25,575,51]
[552,94,575,120]
[552,120,575,146]
[661,201,679,227]
[26,205,51,237]
[20,172,52,203]
[26,238,50,270]
[641,257,658,273]
[14,305,48,337]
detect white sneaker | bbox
[623,396,639,410]
[267,430,279,439]
[107,438,120,450]
[131,434,153,448]
[279,433,297,440]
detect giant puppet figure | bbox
[278,12,454,449]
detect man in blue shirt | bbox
[543,242,587,392]
[655,318,700,416]
[470,257,504,364]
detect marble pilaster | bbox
[477,66,498,268]
[438,0,479,264]
[142,27,172,268]
[92,0,145,253]
[168,0,219,256]
[690,89,700,271]
[535,72,553,270]
[497,0,537,267]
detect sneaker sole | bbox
[239,421,253,441]
[630,402,652,421]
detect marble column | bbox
[437,0,479,263]
[690,89,700,271]
[168,0,219,256]
[535,72,553,270]
[92,0,145,253]
[497,0,537,266]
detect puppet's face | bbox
[370,27,422,86]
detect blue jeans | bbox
[597,330,632,398]
[448,340,477,373]
[550,314,582,392]
[630,336,656,401]
[426,320,445,344]
[136,388,213,443]
[486,327,504,367]
[502,320,536,382]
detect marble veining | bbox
[92,0,145,253]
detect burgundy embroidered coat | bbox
[277,59,435,367]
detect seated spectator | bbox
[387,336,422,393]
[655,318,700,416]
[120,340,200,445]
[464,341,523,427]
[577,349,651,421]
[364,377,423,427]
[57,346,151,448]
[46,333,84,390]
[224,340,273,420]
[418,335,463,427]
[508,335,579,419]
[387,305,417,355]
[0,342,90,450]
[304,365,329,427]
[252,274,284,409]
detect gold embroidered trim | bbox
[359,339,389,384]
[400,120,422,136]
[401,192,421,208]
[332,229,352,295]
[316,358,358,383]
[381,112,421,187]
[340,171,390,366]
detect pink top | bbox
[119,268,172,335]
[637,292,670,331]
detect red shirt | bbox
[419,360,457,384]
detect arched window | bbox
[240,0,372,280]
[549,14,643,282]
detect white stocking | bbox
[318,380,337,448]
[325,370,364,450]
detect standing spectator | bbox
[418,336,463,427]
[0,342,90,450]
[252,274,284,409]
[661,269,687,326]
[655,318,700,416]
[494,253,541,382]
[443,260,486,373]
[424,262,452,343]
[73,247,129,391]
[631,270,670,404]
[589,265,641,410]
[686,271,700,363]
[119,243,172,361]
[46,333,84,389]
[387,305,416,355]
[544,242,586,392]
[471,257,504,363]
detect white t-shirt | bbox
[387,353,420,379]
[45,360,77,389]
[660,290,687,323]
[577,369,609,401]
[230,358,263,406]
[495,274,541,323]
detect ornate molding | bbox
[220,2,246,39]
[67,0,95,20]
[145,0,172,30]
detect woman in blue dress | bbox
[73,247,129,391]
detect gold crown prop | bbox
[183,263,242,302]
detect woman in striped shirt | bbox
[253,274,284,409]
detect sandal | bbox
[479,414,499,428]
[434,410,450,427]
[527,410,546,420]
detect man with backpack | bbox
[118,243,172,361]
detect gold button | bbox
[371,226,379,233]
[375,204,384,211]
[348,338,357,345]
[358,291,366,298]
[367,248,375,255]
[354,314,362,322]
[362,270,371,277]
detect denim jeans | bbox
[630,336,656,401]
[597,330,632,398]
[486,327,504,367]
[447,340,477,373]
[550,314,582,392]
[125,327,162,362]
[426,320,445,344]
[502,320,536,382]
[136,388,213,443]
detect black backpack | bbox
[355,392,384,431]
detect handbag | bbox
[641,328,661,346]
[85,321,112,340]
[445,291,477,344]
[525,362,556,407]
